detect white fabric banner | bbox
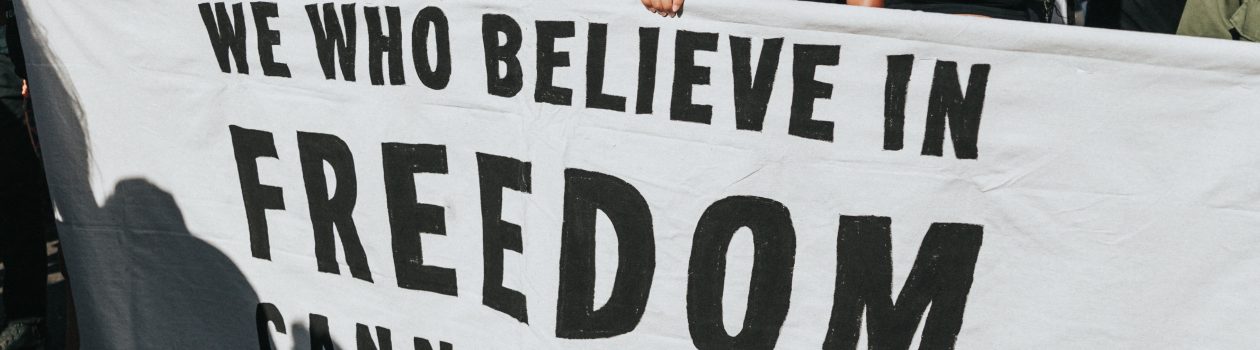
[17,0,1260,348]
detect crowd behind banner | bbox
[0,0,1256,349]
[649,0,1260,41]
[958,0,1259,41]
[0,0,60,347]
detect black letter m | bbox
[824,216,983,350]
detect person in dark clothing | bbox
[640,0,882,17]
[886,0,1075,22]
[0,0,48,348]
[885,0,1033,20]
[0,53,46,350]
[1085,0,1122,28]
[1085,0,1188,34]
[1177,0,1260,41]
[799,0,883,6]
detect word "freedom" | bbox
[230,125,985,349]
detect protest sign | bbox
[17,0,1260,348]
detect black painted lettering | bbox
[251,2,290,77]
[414,338,454,350]
[535,21,575,106]
[411,7,452,90]
[229,125,284,260]
[922,61,989,159]
[382,143,457,296]
[671,30,718,124]
[883,55,913,151]
[482,14,523,97]
[256,303,286,350]
[477,153,532,323]
[357,324,392,350]
[365,6,404,85]
[310,314,334,350]
[556,169,655,339]
[198,2,248,74]
[585,23,626,112]
[687,196,795,350]
[789,44,839,142]
[635,27,660,115]
[305,3,356,81]
[823,216,983,350]
[297,131,373,282]
[730,36,783,131]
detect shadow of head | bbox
[15,3,264,348]
[62,178,263,349]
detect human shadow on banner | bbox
[15,5,301,349]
